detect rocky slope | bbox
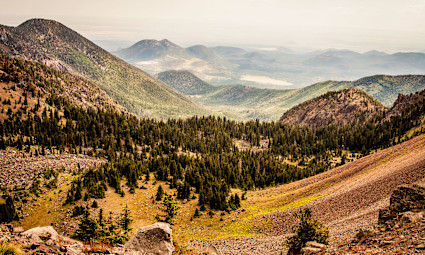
[388,88,425,118]
[324,181,425,254]
[190,134,425,254]
[279,88,387,128]
[0,18,208,118]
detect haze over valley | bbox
[1,1,425,255]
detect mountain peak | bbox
[280,88,387,128]
[0,18,208,118]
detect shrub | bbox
[286,208,329,253]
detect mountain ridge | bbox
[279,88,388,128]
[0,18,209,118]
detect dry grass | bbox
[0,240,23,255]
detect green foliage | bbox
[119,205,132,233]
[0,195,17,223]
[177,182,191,200]
[73,208,99,242]
[286,208,329,252]
[193,208,200,218]
[155,185,164,201]
[72,205,87,217]
[73,206,132,244]
[155,194,179,225]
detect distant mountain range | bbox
[0,19,209,118]
[2,18,425,122]
[115,39,425,89]
[158,70,425,121]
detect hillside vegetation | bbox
[0,19,208,118]
[158,70,425,121]
[157,70,217,95]
[280,88,387,128]
[1,59,425,252]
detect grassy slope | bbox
[0,19,209,118]
[18,131,425,249]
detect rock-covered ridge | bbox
[280,88,387,129]
[324,181,425,254]
[388,88,425,118]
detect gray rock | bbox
[124,222,174,255]
[300,246,322,254]
[400,211,424,224]
[13,226,24,233]
[64,244,84,255]
[202,244,219,255]
[22,226,59,241]
[305,241,326,249]
[389,183,425,213]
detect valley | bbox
[157,70,425,121]
[1,17,425,255]
[114,39,425,90]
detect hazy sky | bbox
[1,0,425,52]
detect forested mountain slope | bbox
[157,69,425,121]
[0,19,208,118]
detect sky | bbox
[1,0,425,52]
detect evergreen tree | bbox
[286,208,329,253]
[194,208,200,218]
[73,208,99,241]
[155,185,164,201]
[119,204,132,233]
[155,194,179,225]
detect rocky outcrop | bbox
[325,181,425,254]
[124,222,174,255]
[0,225,84,254]
[379,182,425,224]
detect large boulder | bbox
[22,226,59,243]
[20,226,83,254]
[389,182,425,212]
[379,182,425,224]
[124,222,174,255]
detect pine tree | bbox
[119,204,133,233]
[286,208,329,253]
[194,208,200,218]
[155,185,164,201]
[155,194,179,225]
[73,208,99,241]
